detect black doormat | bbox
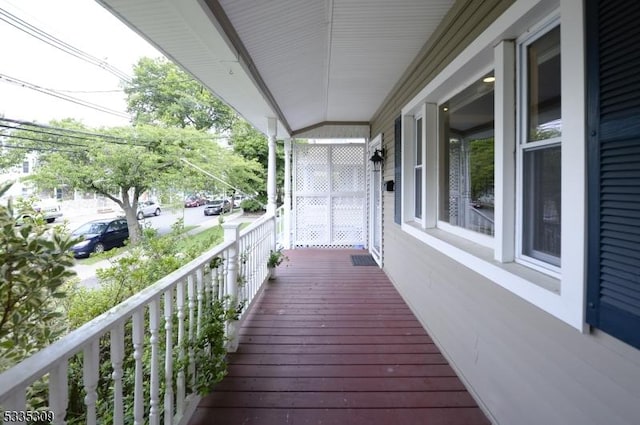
[351,255,377,266]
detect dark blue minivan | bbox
[70,217,129,258]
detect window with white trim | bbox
[414,117,423,219]
[517,23,561,269]
[398,1,589,329]
[439,72,495,237]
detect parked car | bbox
[204,199,232,216]
[137,200,161,219]
[35,201,63,223]
[70,217,129,258]
[184,196,205,208]
[15,200,63,224]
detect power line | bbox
[0,6,132,83]
[0,131,90,149]
[0,117,151,147]
[0,122,109,145]
[56,88,123,94]
[1,117,228,148]
[0,73,131,119]
[1,143,75,154]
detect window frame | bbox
[399,0,587,331]
[436,75,496,248]
[414,115,424,220]
[515,19,562,277]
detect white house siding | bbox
[372,0,640,424]
[383,220,640,425]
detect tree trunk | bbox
[124,206,141,246]
[121,187,142,246]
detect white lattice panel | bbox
[293,143,366,248]
[332,197,365,245]
[331,145,365,193]
[295,145,329,193]
[448,140,461,223]
[295,196,328,245]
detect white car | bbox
[34,201,63,223]
[16,200,63,224]
[137,201,161,219]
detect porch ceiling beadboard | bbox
[96,0,455,138]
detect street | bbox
[64,204,216,236]
[69,204,233,288]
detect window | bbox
[414,117,423,219]
[439,73,495,237]
[22,160,29,174]
[399,3,587,328]
[518,24,561,268]
[394,116,402,225]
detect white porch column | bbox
[284,138,293,248]
[266,118,278,215]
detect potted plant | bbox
[267,247,288,279]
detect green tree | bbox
[28,122,185,245]
[124,57,236,131]
[182,134,266,196]
[0,117,28,172]
[228,119,284,198]
[123,58,278,198]
[469,137,494,202]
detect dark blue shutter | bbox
[586,0,640,349]
[394,116,402,224]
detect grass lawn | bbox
[76,224,210,265]
[77,245,126,265]
[176,221,250,253]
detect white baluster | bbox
[132,310,145,425]
[148,298,160,425]
[187,274,196,388]
[163,288,174,425]
[204,265,212,305]
[216,260,224,300]
[83,339,99,425]
[110,322,125,425]
[196,269,204,337]
[223,223,240,352]
[176,281,186,416]
[242,238,248,302]
[49,360,68,425]
[3,388,27,425]
[211,263,219,301]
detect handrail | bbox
[0,240,233,396]
[469,206,494,224]
[0,213,277,425]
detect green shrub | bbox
[0,182,78,371]
[63,219,235,424]
[240,198,264,212]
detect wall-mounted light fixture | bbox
[369,148,385,172]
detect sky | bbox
[0,0,162,128]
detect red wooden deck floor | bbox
[189,249,490,425]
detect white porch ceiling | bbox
[97,0,454,138]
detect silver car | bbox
[137,200,161,219]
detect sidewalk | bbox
[73,210,253,285]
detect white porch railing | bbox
[0,213,276,425]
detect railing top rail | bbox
[469,207,495,224]
[0,238,234,400]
